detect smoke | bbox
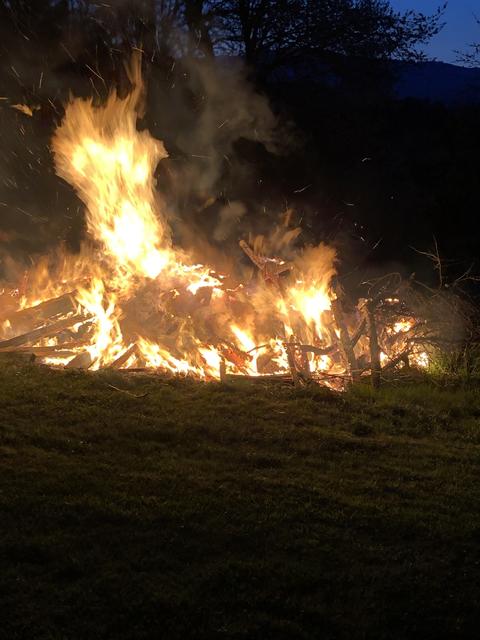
[213,201,247,242]
[147,55,287,244]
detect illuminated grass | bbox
[0,363,479,639]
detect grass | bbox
[1,360,480,639]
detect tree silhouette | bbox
[210,0,445,70]
[456,16,480,67]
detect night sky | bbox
[390,0,479,63]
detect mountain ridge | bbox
[395,60,480,104]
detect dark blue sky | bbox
[390,1,479,64]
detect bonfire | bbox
[0,56,436,389]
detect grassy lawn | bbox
[1,360,479,639]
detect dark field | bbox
[1,361,479,639]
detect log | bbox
[0,315,92,350]
[110,344,138,369]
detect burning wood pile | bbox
[0,261,437,390]
[0,57,461,389]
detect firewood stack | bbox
[0,291,92,358]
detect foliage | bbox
[428,343,480,380]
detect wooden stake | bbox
[219,357,227,383]
[350,318,367,349]
[284,342,301,386]
[331,297,359,383]
[366,302,381,389]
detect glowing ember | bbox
[393,320,413,334]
